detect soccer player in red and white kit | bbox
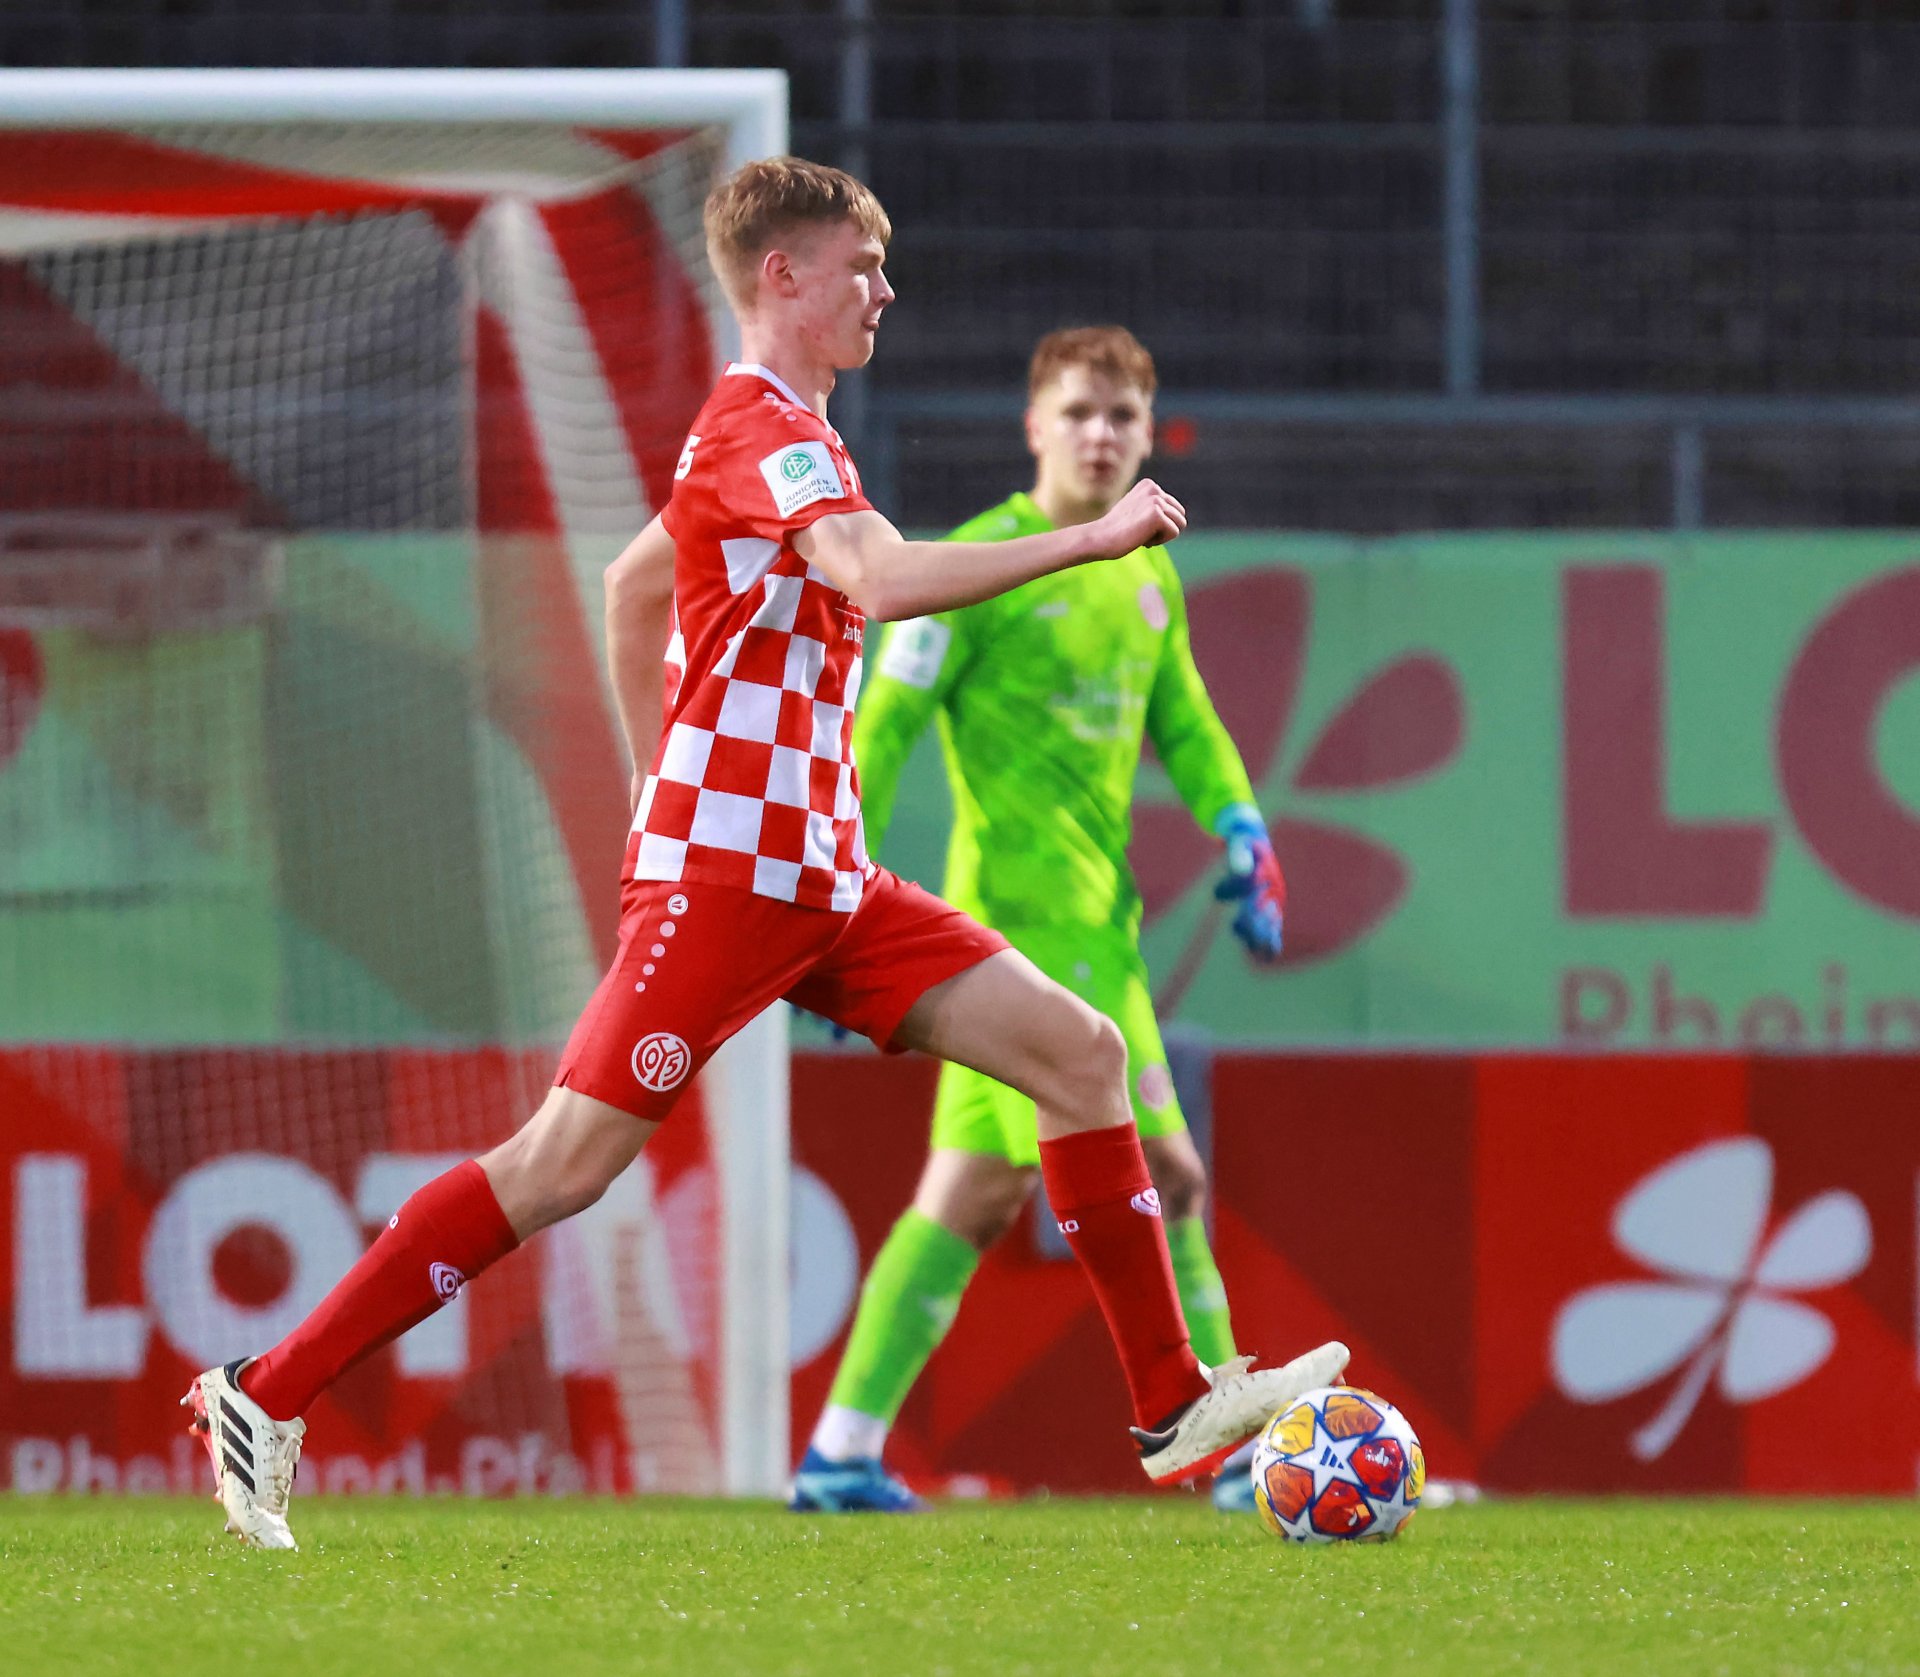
[183,158,1345,1548]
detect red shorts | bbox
[553,866,1008,1121]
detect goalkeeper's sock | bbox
[1165,1215,1237,1368]
[240,1160,518,1421]
[1039,1125,1208,1429]
[815,1208,979,1459]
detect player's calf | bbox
[477,1087,659,1236]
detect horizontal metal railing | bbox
[866,391,1920,532]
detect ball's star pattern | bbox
[1251,1386,1423,1545]
[1299,1414,1370,1503]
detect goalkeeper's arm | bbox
[852,613,969,854]
[605,516,676,811]
[1145,557,1286,961]
[1144,556,1258,832]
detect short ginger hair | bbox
[1027,325,1158,402]
[703,156,892,312]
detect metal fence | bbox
[7,1,1920,528]
[870,392,1920,532]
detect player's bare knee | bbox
[968,1172,1034,1248]
[1062,1011,1130,1120]
[940,1196,1022,1253]
[916,1154,1035,1251]
[1029,1010,1130,1132]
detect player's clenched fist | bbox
[1090,477,1186,557]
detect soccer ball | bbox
[1249,1385,1424,1543]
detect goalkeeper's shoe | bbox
[181,1359,306,1551]
[1132,1342,1349,1485]
[787,1447,928,1514]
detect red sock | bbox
[240,1159,518,1421]
[1039,1125,1208,1430]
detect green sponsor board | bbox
[6,531,1917,1051]
[0,623,281,1042]
[0,534,609,1047]
[873,533,1920,1050]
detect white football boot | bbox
[1132,1341,1349,1485]
[182,1359,306,1551]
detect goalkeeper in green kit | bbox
[791,326,1287,1514]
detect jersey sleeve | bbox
[851,605,976,855]
[666,406,871,546]
[1144,549,1258,831]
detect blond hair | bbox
[703,156,892,312]
[1027,325,1158,402]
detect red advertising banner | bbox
[791,1050,1920,1497]
[1,1047,720,1496]
[8,1044,1912,1497]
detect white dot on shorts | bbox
[643,963,656,976]
[660,921,676,936]
[633,982,646,993]
[651,943,666,958]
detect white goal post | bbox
[0,66,784,159]
[0,69,791,1498]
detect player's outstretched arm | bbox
[795,478,1186,621]
[605,515,676,811]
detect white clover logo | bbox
[1551,1138,1871,1460]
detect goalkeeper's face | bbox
[782,219,895,370]
[1026,367,1155,516]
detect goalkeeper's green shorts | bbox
[929,924,1186,1169]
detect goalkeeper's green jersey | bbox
[854,491,1256,934]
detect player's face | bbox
[787,219,894,370]
[1026,366,1154,514]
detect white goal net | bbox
[0,70,789,1499]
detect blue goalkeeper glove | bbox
[1212,802,1286,963]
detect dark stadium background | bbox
[9,1,1917,529]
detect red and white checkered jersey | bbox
[633,362,875,911]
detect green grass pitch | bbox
[4,1496,1915,1676]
